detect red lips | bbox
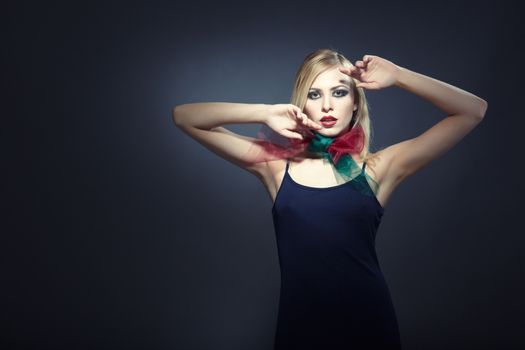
[320,116,337,121]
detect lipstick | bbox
[320,115,337,127]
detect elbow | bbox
[477,99,488,120]
[171,105,185,127]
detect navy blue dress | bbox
[272,159,402,349]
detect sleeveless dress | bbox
[271,159,402,349]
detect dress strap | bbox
[285,159,290,173]
[362,161,366,173]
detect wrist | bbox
[255,103,270,125]
[394,66,411,88]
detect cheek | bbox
[335,98,353,109]
[303,102,314,114]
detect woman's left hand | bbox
[339,55,401,90]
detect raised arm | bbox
[173,102,268,130]
[387,65,487,182]
[172,102,270,175]
[341,55,488,187]
[172,102,320,176]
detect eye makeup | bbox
[307,89,349,99]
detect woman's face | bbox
[304,66,357,137]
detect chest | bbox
[262,157,395,210]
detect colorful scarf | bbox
[253,123,379,197]
[304,124,365,180]
[253,124,365,180]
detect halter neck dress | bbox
[271,159,402,349]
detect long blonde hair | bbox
[290,48,381,164]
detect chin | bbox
[320,127,346,137]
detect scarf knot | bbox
[307,124,365,165]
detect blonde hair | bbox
[290,48,382,165]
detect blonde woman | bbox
[172,49,487,349]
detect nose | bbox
[322,96,333,112]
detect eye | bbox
[307,91,320,99]
[307,89,349,100]
[334,89,349,97]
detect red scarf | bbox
[317,124,365,164]
[252,124,365,164]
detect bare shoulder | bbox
[253,144,408,208]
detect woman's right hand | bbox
[265,104,323,140]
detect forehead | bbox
[310,67,351,89]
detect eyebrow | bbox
[309,79,351,91]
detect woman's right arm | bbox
[172,102,276,178]
[173,102,268,130]
[172,102,321,177]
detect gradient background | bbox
[3,0,524,349]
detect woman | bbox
[172,49,487,349]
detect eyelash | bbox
[307,89,349,99]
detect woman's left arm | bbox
[341,55,488,183]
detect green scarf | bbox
[305,131,379,198]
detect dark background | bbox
[3,0,524,349]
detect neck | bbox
[314,125,352,139]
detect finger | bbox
[339,66,357,75]
[297,113,314,126]
[297,110,307,125]
[303,114,320,129]
[340,67,360,80]
[352,67,365,76]
[301,113,308,125]
[363,55,372,63]
[355,61,365,68]
[302,113,312,125]
[282,129,303,140]
[339,67,353,78]
[308,119,323,129]
[293,108,301,120]
[295,113,305,126]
